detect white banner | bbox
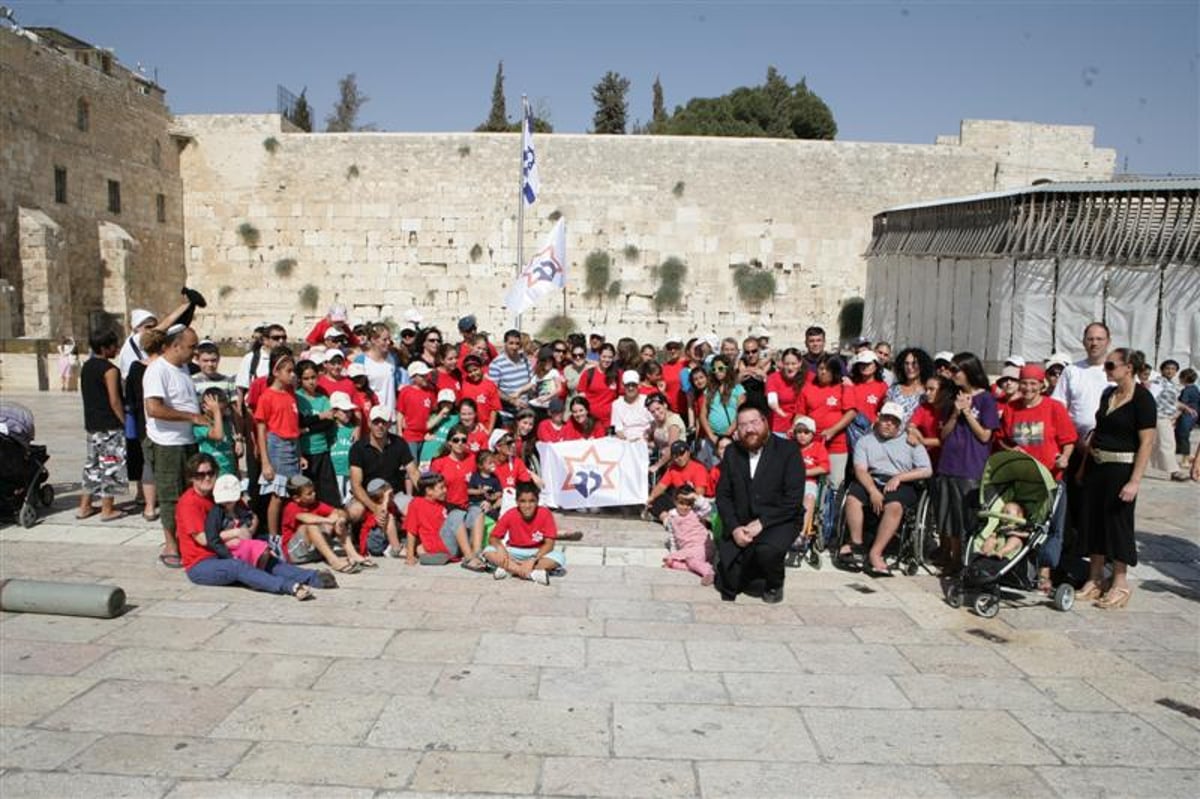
[505,218,566,316]
[536,438,649,509]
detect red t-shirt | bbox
[436,369,461,397]
[660,360,688,414]
[561,418,605,441]
[403,496,449,555]
[492,506,557,548]
[463,423,490,454]
[397,384,437,442]
[800,438,831,479]
[305,318,362,348]
[577,367,619,429]
[910,402,942,466]
[707,465,721,496]
[245,375,267,411]
[494,457,532,490]
[281,499,334,558]
[318,374,356,400]
[798,382,850,454]
[656,459,711,495]
[848,379,888,424]
[175,488,217,570]
[999,396,1077,478]
[254,386,300,439]
[537,419,570,443]
[461,377,502,430]
[431,452,476,508]
[457,340,498,369]
[765,371,804,434]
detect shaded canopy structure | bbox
[862,179,1200,366]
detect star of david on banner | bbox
[536,438,649,509]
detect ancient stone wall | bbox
[0,27,185,338]
[178,114,1114,344]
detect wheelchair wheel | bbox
[806,545,821,569]
[907,489,936,569]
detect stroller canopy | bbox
[978,451,1058,525]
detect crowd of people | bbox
[73,289,1198,606]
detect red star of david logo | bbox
[559,444,620,496]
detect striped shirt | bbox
[487,353,532,399]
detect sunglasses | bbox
[745,348,759,355]
[449,436,467,443]
[1103,361,1123,372]
[498,438,514,446]
[572,351,585,358]
[269,335,287,341]
[426,337,441,344]
[713,365,727,372]
[194,469,216,478]
[555,348,567,354]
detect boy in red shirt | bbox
[403,472,477,567]
[280,475,369,573]
[483,482,565,584]
[793,415,830,535]
[645,441,712,521]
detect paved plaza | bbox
[1,392,1198,798]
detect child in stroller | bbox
[978,501,1028,559]
[0,401,53,528]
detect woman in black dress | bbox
[1077,348,1156,609]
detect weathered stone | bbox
[209,687,388,745]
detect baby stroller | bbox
[0,402,54,528]
[944,451,1071,618]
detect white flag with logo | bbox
[505,217,566,316]
[536,438,649,510]
[521,96,539,206]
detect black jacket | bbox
[715,433,805,532]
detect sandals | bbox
[1036,575,1054,596]
[334,561,363,574]
[292,583,315,601]
[354,558,378,569]
[1077,582,1103,601]
[460,555,488,573]
[1095,587,1131,609]
[157,552,182,569]
[142,510,161,522]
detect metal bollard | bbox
[0,579,127,619]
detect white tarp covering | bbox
[1104,264,1161,360]
[967,259,992,356]
[1158,264,1200,366]
[950,258,973,354]
[914,257,939,350]
[1010,259,1056,362]
[1054,258,1105,361]
[935,258,956,351]
[985,258,1015,363]
[862,261,882,343]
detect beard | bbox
[740,428,766,452]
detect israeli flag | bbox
[521,96,539,206]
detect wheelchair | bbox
[830,478,935,576]
[785,476,830,570]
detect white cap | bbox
[1005,355,1026,368]
[323,326,347,340]
[702,334,720,351]
[488,428,512,449]
[368,405,393,423]
[1046,352,1071,369]
[934,351,955,364]
[853,350,878,365]
[329,391,356,411]
[407,361,431,377]
[403,307,423,325]
[1000,365,1021,381]
[346,362,367,378]
[436,388,457,404]
[879,402,905,421]
[131,309,156,329]
[324,348,346,362]
[792,415,816,432]
[212,474,241,503]
[328,304,348,323]
[304,347,326,365]
[622,369,640,385]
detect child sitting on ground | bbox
[404,472,481,568]
[980,501,1029,559]
[661,485,715,586]
[359,477,403,558]
[793,415,830,535]
[205,474,269,569]
[281,475,372,573]
[482,481,565,585]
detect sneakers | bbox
[383,545,403,559]
[493,567,509,581]
[529,569,550,586]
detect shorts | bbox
[260,434,300,497]
[465,504,496,529]
[847,480,917,518]
[439,513,465,556]
[336,474,352,506]
[286,529,321,564]
[483,544,566,567]
[82,429,128,498]
[804,479,819,501]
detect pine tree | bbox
[651,75,666,125]
[289,88,312,132]
[478,60,509,132]
[325,73,374,132]
[592,71,631,135]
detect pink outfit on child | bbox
[228,538,269,568]
[663,508,714,580]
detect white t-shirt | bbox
[1051,359,1112,437]
[118,333,143,380]
[362,354,397,415]
[611,395,653,441]
[234,348,271,391]
[143,358,199,446]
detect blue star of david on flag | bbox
[521,97,539,206]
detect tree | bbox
[476,60,509,132]
[288,88,312,132]
[592,71,631,134]
[653,67,837,140]
[325,73,375,132]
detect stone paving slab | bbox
[63,733,251,780]
[612,703,819,762]
[39,679,250,737]
[540,755,697,797]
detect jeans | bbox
[1038,480,1067,569]
[187,555,322,595]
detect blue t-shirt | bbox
[468,472,503,518]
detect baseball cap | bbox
[488,428,513,450]
[879,402,905,421]
[212,474,241,503]
[851,335,872,348]
[934,351,955,364]
[323,327,347,340]
[131,309,156,329]
[368,405,393,423]
[1005,355,1027,368]
[547,396,565,414]
[346,362,367,378]
[305,348,327,365]
[792,415,816,432]
[670,440,690,457]
[407,361,431,377]
[1046,352,1071,370]
[1000,365,1021,381]
[287,475,313,491]
[436,388,456,405]
[366,478,390,495]
[328,304,348,323]
[457,315,477,332]
[325,348,346,362]
[622,369,640,385]
[853,350,878,365]
[1020,364,1046,381]
[329,391,356,411]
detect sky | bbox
[10,0,1199,175]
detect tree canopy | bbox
[476,61,509,132]
[654,67,836,140]
[592,71,631,135]
[325,73,376,132]
[287,88,312,132]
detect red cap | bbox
[1019,364,1046,382]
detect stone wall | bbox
[0,27,185,338]
[178,114,1114,344]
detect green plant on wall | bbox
[584,250,611,298]
[263,136,280,154]
[672,180,685,197]
[623,244,639,260]
[732,262,776,307]
[537,314,577,340]
[274,257,297,277]
[653,255,687,311]
[346,164,360,179]
[469,243,484,262]
[548,209,563,222]
[299,284,320,310]
[218,285,234,300]
[606,280,622,299]
[237,222,260,248]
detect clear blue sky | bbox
[12,0,1199,175]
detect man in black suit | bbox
[714,401,805,603]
